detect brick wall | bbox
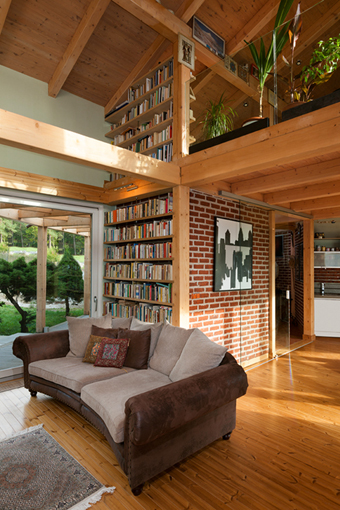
[189,190,269,364]
[275,231,291,292]
[315,268,340,282]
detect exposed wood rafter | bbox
[0,0,12,35]
[0,109,180,185]
[48,0,111,98]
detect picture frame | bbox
[178,33,195,71]
[238,64,249,84]
[213,216,253,292]
[224,55,238,76]
[192,17,225,59]
[250,63,259,80]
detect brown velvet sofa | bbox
[13,319,248,496]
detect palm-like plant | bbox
[202,93,237,140]
[245,0,294,116]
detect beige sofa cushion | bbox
[67,315,112,358]
[81,369,170,443]
[169,328,227,382]
[29,357,135,393]
[149,323,193,375]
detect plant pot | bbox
[241,116,264,127]
[189,117,269,155]
[282,89,340,121]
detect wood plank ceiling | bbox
[0,0,340,221]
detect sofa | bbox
[13,315,248,495]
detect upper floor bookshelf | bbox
[105,58,174,163]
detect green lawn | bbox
[0,304,84,335]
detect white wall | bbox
[0,66,111,187]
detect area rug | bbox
[0,424,115,510]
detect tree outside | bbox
[57,249,84,316]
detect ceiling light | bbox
[243,102,248,107]
[296,60,301,66]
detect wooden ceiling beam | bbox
[107,181,171,205]
[294,195,340,212]
[225,0,281,56]
[0,0,12,35]
[265,180,340,205]
[312,207,340,220]
[232,158,340,195]
[48,0,111,98]
[180,103,340,187]
[105,0,205,115]
[0,109,180,186]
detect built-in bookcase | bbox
[105,58,174,163]
[103,193,174,323]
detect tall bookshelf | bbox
[103,193,174,323]
[105,58,174,163]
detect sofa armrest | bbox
[125,360,248,446]
[13,331,70,389]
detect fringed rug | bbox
[0,424,115,510]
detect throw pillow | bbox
[130,317,164,363]
[169,328,227,382]
[149,323,193,376]
[67,315,112,358]
[82,326,120,363]
[94,338,129,368]
[117,328,151,370]
[83,335,104,364]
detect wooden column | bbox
[36,226,47,333]
[83,235,91,315]
[172,41,191,161]
[269,211,276,357]
[172,185,190,328]
[303,218,316,342]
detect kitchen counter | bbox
[315,296,340,337]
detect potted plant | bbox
[298,34,340,101]
[245,0,294,117]
[202,92,237,140]
[281,2,302,104]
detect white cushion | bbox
[169,329,227,382]
[149,323,193,376]
[67,315,112,357]
[81,369,170,443]
[130,317,163,363]
[29,357,134,393]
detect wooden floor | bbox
[1,337,340,509]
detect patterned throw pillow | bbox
[83,335,105,364]
[94,338,129,368]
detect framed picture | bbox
[224,55,238,75]
[250,63,259,80]
[178,34,195,71]
[213,216,253,292]
[192,17,225,59]
[238,64,249,84]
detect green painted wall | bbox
[0,66,111,188]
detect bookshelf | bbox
[103,193,174,323]
[105,58,174,163]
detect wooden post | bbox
[269,211,276,357]
[172,41,191,161]
[172,185,190,328]
[83,235,91,315]
[303,219,316,342]
[36,226,47,333]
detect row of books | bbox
[104,282,172,303]
[121,84,173,125]
[104,242,172,260]
[104,262,172,280]
[137,125,172,151]
[104,195,173,224]
[103,300,172,323]
[150,142,173,163]
[127,60,173,103]
[104,220,173,242]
